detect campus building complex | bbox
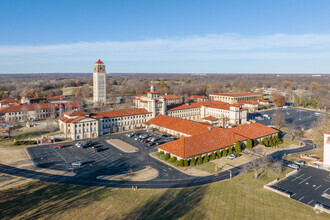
[209,92,261,104]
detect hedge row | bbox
[156,142,242,167]
[14,140,37,145]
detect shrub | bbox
[228,146,233,155]
[159,151,164,155]
[235,141,241,153]
[170,156,177,164]
[203,154,210,163]
[159,154,165,160]
[196,156,203,165]
[173,160,179,166]
[164,153,170,161]
[190,157,196,166]
[178,159,184,167]
[246,139,252,148]
[184,159,188,167]
[222,149,227,157]
[14,140,37,145]
[156,152,160,157]
[217,150,222,158]
[210,152,216,160]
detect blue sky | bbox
[0,0,330,73]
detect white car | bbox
[283,106,288,108]
[72,161,82,167]
[228,154,236,160]
[287,163,299,169]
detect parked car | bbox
[31,118,39,121]
[91,145,99,149]
[294,161,305,166]
[72,161,82,167]
[228,154,236,160]
[287,163,299,169]
[283,106,288,108]
[147,142,155,147]
[53,145,62,149]
[75,142,83,147]
[135,137,140,140]
[143,139,148,144]
[95,148,102,152]
[162,134,169,137]
[146,129,153,132]
[86,141,94,146]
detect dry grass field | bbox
[0,169,327,220]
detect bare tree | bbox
[242,148,271,179]
[21,106,28,121]
[272,110,286,129]
[35,104,42,119]
[0,119,19,138]
[312,116,330,147]
[272,93,286,106]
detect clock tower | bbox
[93,59,107,103]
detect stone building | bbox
[93,59,107,103]
[209,93,262,104]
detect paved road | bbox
[0,139,314,189]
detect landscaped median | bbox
[97,166,158,181]
[106,139,138,153]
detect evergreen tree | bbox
[190,157,196,166]
[178,159,184,167]
[184,159,188,167]
[222,149,227,157]
[196,156,203,165]
[235,141,241,153]
[217,150,222,158]
[228,146,233,154]
[159,151,164,155]
[210,152,216,160]
[164,153,170,161]
[203,154,210,163]
[246,139,252,148]
[170,156,177,163]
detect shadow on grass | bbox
[125,186,207,220]
[0,181,108,219]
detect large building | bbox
[58,109,152,140]
[0,102,80,122]
[93,59,107,103]
[146,115,279,159]
[209,93,262,104]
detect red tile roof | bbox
[65,110,89,116]
[159,94,181,99]
[58,115,88,123]
[324,131,330,135]
[156,120,279,158]
[167,101,239,111]
[158,128,247,158]
[187,95,208,100]
[91,108,150,119]
[210,93,260,97]
[95,59,104,64]
[146,115,220,136]
[0,102,79,113]
[0,99,20,104]
[230,123,279,139]
[202,116,218,121]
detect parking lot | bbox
[271,166,330,208]
[27,129,189,180]
[248,107,327,130]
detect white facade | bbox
[324,132,330,167]
[93,60,107,103]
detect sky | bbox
[0,0,330,73]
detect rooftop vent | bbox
[208,127,213,130]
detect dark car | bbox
[162,134,169,137]
[147,142,155,147]
[95,148,102,152]
[86,141,94,146]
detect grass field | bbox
[0,170,327,220]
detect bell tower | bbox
[93,59,107,103]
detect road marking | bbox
[291,193,296,197]
[298,196,304,201]
[323,188,330,194]
[52,148,70,166]
[315,185,322,190]
[299,176,311,185]
[291,174,304,182]
[307,200,314,205]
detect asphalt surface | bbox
[271,166,330,208]
[248,107,327,130]
[0,134,315,189]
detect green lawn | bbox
[0,170,327,220]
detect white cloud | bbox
[0,33,330,66]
